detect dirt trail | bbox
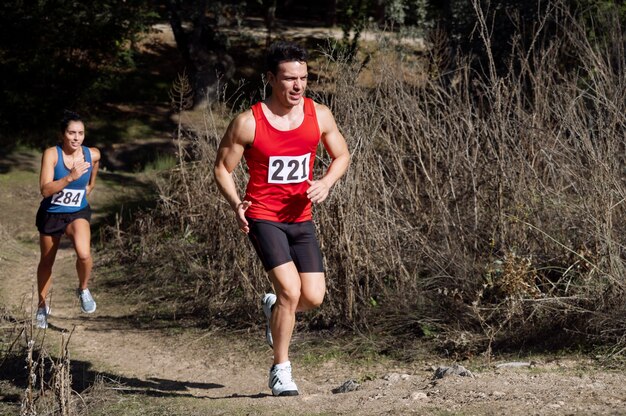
[4,242,626,416]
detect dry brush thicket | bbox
[107,9,625,355]
[0,308,98,416]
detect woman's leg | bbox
[37,234,60,308]
[65,218,92,289]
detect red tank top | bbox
[244,98,320,222]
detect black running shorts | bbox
[247,217,324,273]
[36,205,92,237]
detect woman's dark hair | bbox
[60,110,82,133]
[265,41,308,75]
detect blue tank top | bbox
[40,145,92,213]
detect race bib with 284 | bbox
[50,188,85,208]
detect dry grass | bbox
[103,2,626,357]
[0,307,95,416]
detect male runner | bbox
[214,41,350,396]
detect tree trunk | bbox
[165,0,234,109]
[165,0,191,67]
[326,0,338,26]
[264,0,277,48]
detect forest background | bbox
[1,0,626,365]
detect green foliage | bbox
[143,153,177,173]
[0,0,157,149]
[571,0,626,43]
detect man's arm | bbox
[307,103,350,204]
[214,110,255,233]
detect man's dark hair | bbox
[265,41,308,75]
[60,110,82,133]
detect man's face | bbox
[268,60,308,107]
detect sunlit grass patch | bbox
[143,153,177,172]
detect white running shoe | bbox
[77,288,96,313]
[36,305,51,329]
[268,361,299,396]
[262,293,276,348]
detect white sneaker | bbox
[77,288,96,313]
[262,293,276,348]
[268,361,299,396]
[36,305,51,329]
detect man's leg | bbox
[269,261,301,365]
[297,272,325,312]
[269,266,325,364]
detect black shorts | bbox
[36,205,92,237]
[247,217,324,273]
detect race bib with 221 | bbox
[268,154,311,184]
[51,188,85,208]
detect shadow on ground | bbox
[99,136,178,172]
[1,339,223,400]
[0,150,41,175]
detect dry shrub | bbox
[0,305,87,416]
[105,2,626,355]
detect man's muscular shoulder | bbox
[313,101,338,134]
[227,109,256,146]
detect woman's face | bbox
[62,121,85,151]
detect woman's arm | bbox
[39,147,92,198]
[86,147,101,195]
